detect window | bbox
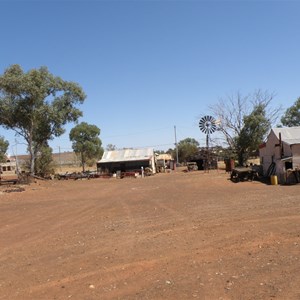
[285,161,293,170]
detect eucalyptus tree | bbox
[281,97,300,127]
[34,144,54,177]
[210,90,280,165]
[69,122,103,172]
[106,144,116,151]
[0,64,86,174]
[177,138,199,163]
[234,104,271,165]
[0,136,9,163]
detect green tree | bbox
[210,90,280,165]
[69,122,103,172]
[177,138,199,163]
[166,148,175,159]
[234,104,271,165]
[281,97,300,127]
[106,144,116,151]
[34,144,54,177]
[166,148,174,155]
[0,64,86,174]
[0,136,9,163]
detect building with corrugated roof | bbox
[97,148,156,175]
[0,159,17,176]
[259,127,300,183]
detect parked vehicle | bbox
[187,162,198,171]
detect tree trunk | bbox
[28,138,35,175]
[81,152,85,172]
[237,150,246,167]
[27,121,36,175]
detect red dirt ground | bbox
[1,170,300,300]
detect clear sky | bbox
[1,0,300,155]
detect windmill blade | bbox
[199,115,217,135]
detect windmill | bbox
[199,115,217,170]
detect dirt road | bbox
[1,171,300,299]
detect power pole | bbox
[174,125,179,165]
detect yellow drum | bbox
[270,175,278,185]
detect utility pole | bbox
[174,125,179,165]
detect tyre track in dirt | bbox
[1,171,300,299]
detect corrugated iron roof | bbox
[272,127,300,145]
[99,148,154,163]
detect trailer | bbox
[230,167,258,182]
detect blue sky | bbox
[1,0,299,155]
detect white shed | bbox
[259,127,300,183]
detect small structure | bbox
[190,147,218,170]
[0,158,19,185]
[97,148,156,176]
[0,159,18,176]
[155,153,174,172]
[259,127,300,184]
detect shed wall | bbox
[291,145,300,169]
[98,160,153,174]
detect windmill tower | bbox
[199,115,217,171]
